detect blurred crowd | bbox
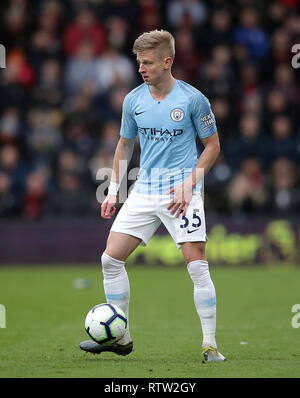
[0,0,300,220]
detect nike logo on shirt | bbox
[135,111,146,115]
[187,228,200,234]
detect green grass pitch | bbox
[0,265,299,378]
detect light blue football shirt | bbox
[120,79,217,195]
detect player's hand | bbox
[101,195,117,219]
[165,183,193,218]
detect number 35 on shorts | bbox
[180,209,201,232]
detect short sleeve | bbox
[120,94,138,139]
[191,92,217,139]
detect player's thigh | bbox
[110,191,161,251]
[158,193,207,253]
[181,241,207,264]
[105,231,142,262]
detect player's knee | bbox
[188,258,209,276]
[101,252,125,278]
[182,242,206,264]
[187,259,213,289]
[104,237,125,261]
[104,232,133,262]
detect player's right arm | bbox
[101,137,135,219]
[101,92,137,219]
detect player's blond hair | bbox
[133,30,175,60]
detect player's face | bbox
[136,49,170,86]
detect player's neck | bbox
[149,75,176,101]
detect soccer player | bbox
[80,30,226,362]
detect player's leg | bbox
[101,231,141,345]
[102,192,161,346]
[181,242,216,347]
[181,241,225,361]
[158,193,225,361]
[80,232,141,355]
[105,231,142,261]
[80,191,161,355]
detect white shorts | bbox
[110,191,207,249]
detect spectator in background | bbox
[239,62,260,97]
[95,44,135,93]
[102,0,139,26]
[63,117,94,159]
[26,107,62,165]
[197,58,232,100]
[30,27,61,72]
[44,171,92,218]
[197,39,235,102]
[266,156,300,214]
[210,97,234,142]
[94,85,129,122]
[196,7,233,53]
[166,0,208,28]
[0,107,23,145]
[210,44,235,87]
[272,63,299,107]
[64,91,103,139]
[225,113,268,172]
[270,28,292,65]
[55,148,85,176]
[63,6,107,58]
[267,0,289,32]
[1,0,32,49]
[99,120,121,153]
[105,15,135,55]
[231,42,250,76]
[282,11,300,42]
[65,40,99,95]
[234,6,270,61]
[0,171,20,217]
[174,26,203,83]
[0,144,26,198]
[37,0,63,36]
[88,147,114,186]
[32,58,64,107]
[263,88,290,131]
[22,167,49,219]
[4,48,35,89]
[240,92,263,117]
[0,48,35,112]
[267,115,298,164]
[227,156,267,215]
[29,0,63,72]
[138,0,161,32]
[204,153,231,214]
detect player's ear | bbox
[164,56,173,70]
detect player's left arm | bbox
[167,131,220,217]
[187,130,221,186]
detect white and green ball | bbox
[84,303,127,345]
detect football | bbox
[84,303,127,345]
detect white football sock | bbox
[101,252,131,344]
[187,260,217,348]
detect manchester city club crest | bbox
[170,108,184,122]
